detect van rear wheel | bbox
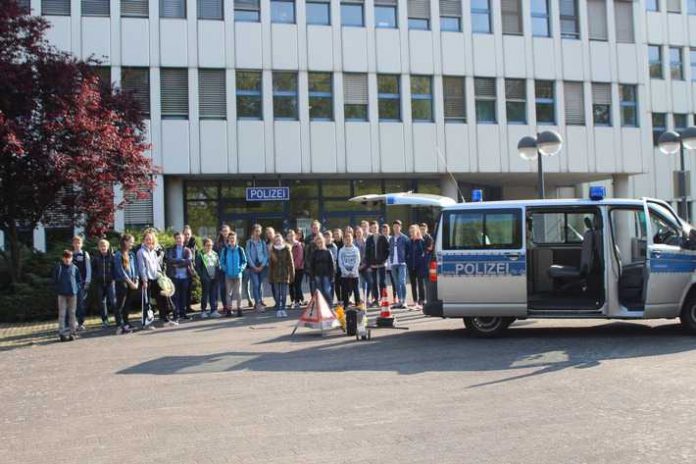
[680,296,696,334]
[463,317,515,337]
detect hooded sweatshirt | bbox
[338,244,361,278]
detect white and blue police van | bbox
[350,188,696,337]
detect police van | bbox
[350,189,696,336]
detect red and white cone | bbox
[377,287,395,327]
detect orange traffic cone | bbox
[377,287,395,327]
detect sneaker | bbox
[276,310,282,318]
[59,334,68,342]
[293,302,301,310]
[164,319,179,327]
[76,324,86,332]
[210,310,222,318]
[68,334,76,341]
[282,310,289,318]
[247,300,254,308]
[237,309,244,317]
[144,325,156,331]
[180,314,191,321]
[116,326,123,335]
[101,319,109,329]
[261,301,268,307]
[200,311,209,319]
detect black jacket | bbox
[92,251,115,285]
[365,234,389,266]
[304,233,320,275]
[310,249,335,278]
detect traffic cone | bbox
[377,287,395,327]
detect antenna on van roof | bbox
[435,145,464,203]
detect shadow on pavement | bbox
[117,321,696,386]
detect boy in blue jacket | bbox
[53,250,82,342]
[221,231,248,317]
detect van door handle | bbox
[505,253,521,261]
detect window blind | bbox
[408,0,431,19]
[199,69,226,119]
[375,0,397,5]
[443,77,466,120]
[501,0,522,35]
[236,0,260,9]
[121,68,151,117]
[344,74,369,104]
[82,0,110,16]
[475,78,496,97]
[42,0,70,15]
[667,0,681,13]
[614,0,634,43]
[587,0,607,40]
[199,0,224,19]
[505,79,525,100]
[121,0,149,17]
[124,189,154,227]
[564,82,585,125]
[161,0,186,18]
[592,83,611,104]
[439,0,462,16]
[17,0,31,12]
[161,68,189,118]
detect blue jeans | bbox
[201,278,218,312]
[242,269,252,302]
[391,264,407,303]
[314,276,333,306]
[76,285,88,325]
[217,269,227,309]
[273,283,288,311]
[250,267,268,305]
[173,278,190,318]
[96,282,116,322]
[369,267,387,302]
[359,270,370,302]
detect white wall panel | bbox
[502,36,526,78]
[590,41,611,82]
[562,40,584,81]
[309,122,337,173]
[342,27,368,72]
[566,126,589,173]
[307,26,334,71]
[646,12,663,44]
[507,125,534,173]
[379,123,406,172]
[200,120,227,173]
[276,121,303,172]
[272,24,299,70]
[235,22,263,69]
[412,124,437,172]
[594,128,615,173]
[345,123,372,172]
[668,13,685,46]
[672,81,689,113]
[472,34,496,77]
[44,17,72,53]
[81,18,110,62]
[444,124,469,172]
[476,125,500,172]
[198,20,226,68]
[121,19,149,66]
[616,44,638,84]
[651,80,669,112]
[532,38,555,79]
[408,30,434,75]
[160,20,188,67]
[161,120,190,174]
[621,128,642,173]
[376,28,402,73]
[690,16,696,46]
[237,121,266,173]
[440,33,466,76]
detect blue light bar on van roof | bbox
[471,189,483,202]
[589,186,606,201]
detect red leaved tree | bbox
[0,1,155,284]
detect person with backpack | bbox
[287,229,305,309]
[246,224,269,311]
[183,225,198,313]
[138,230,175,328]
[71,235,91,331]
[166,232,195,321]
[196,237,221,318]
[338,232,361,309]
[303,220,322,295]
[113,234,138,334]
[214,224,232,313]
[53,250,82,342]
[220,231,248,317]
[310,235,335,306]
[92,239,116,328]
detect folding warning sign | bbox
[291,290,341,335]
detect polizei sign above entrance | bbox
[245,187,290,202]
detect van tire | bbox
[463,317,515,337]
[680,296,696,334]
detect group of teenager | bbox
[52,220,434,342]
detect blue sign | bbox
[246,187,290,202]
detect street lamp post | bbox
[657,127,696,222]
[517,131,564,199]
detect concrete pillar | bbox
[33,224,46,252]
[114,185,125,233]
[440,175,459,202]
[165,177,185,232]
[153,175,166,230]
[613,174,630,199]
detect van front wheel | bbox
[680,296,696,334]
[463,317,515,337]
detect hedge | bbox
[0,229,201,323]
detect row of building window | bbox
[37,0,633,42]
[647,0,696,14]
[651,112,696,145]
[649,45,696,81]
[113,67,639,127]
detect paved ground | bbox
[2,307,696,464]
